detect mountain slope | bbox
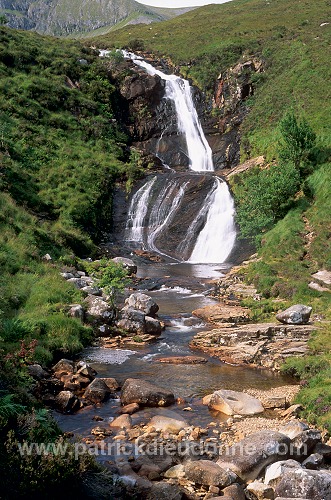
[0,0,193,36]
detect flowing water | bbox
[54,53,296,436]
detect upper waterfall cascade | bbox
[118,51,237,264]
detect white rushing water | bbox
[123,50,213,172]
[188,178,236,263]
[126,176,156,243]
[118,50,237,264]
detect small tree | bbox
[278,113,317,176]
[0,15,8,25]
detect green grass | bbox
[94,0,331,159]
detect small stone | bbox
[109,414,132,430]
[121,403,140,415]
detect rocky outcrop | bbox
[190,322,315,370]
[121,378,175,407]
[207,55,265,167]
[192,303,250,324]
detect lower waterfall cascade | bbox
[121,51,237,264]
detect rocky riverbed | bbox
[31,255,330,499]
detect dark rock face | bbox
[121,378,175,407]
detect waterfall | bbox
[120,51,236,264]
[126,176,156,243]
[188,179,236,263]
[123,51,213,172]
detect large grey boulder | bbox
[116,307,146,333]
[217,431,291,482]
[121,378,175,407]
[124,292,159,317]
[274,468,331,499]
[276,304,312,324]
[112,257,137,275]
[208,389,264,416]
[84,295,115,324]
[184,460,236,487]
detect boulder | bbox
[217,431,291,482]
[264,459,302,486]
[112,257,137,275]
[68,304,85,321]
[109,414,132,430]
[147,415,187,434]
[192,303,250,324]
[61,272,75,279]
[208,389,264,416]
[278,420,309,439]
[145,316,162,335]
[124,293,159,317]
[100,377,119,391]
[76,361,97,380]
[121,403,140,415]
[184,460,236,487]
[83,378,112,403]
[67,277,90,289]
[146,481,183,500]
[221,483,246,500]
[276,304,312,325]
[84,295,115,324]
[121,378,175,407]
[81,286,102,296]
[27,364,49,380]
[246,480,274,499]
[116,307,146,333]
[274,469,331,499]
[291,429,322,458]
[55,390,81,413]
[164,464,185,479]
[52,358,74,374]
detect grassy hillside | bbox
[93,0,331,429]
[94,0,331,156]
[0,25,140,378]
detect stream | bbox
[55,261,294,436]
[55,51,294,443]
